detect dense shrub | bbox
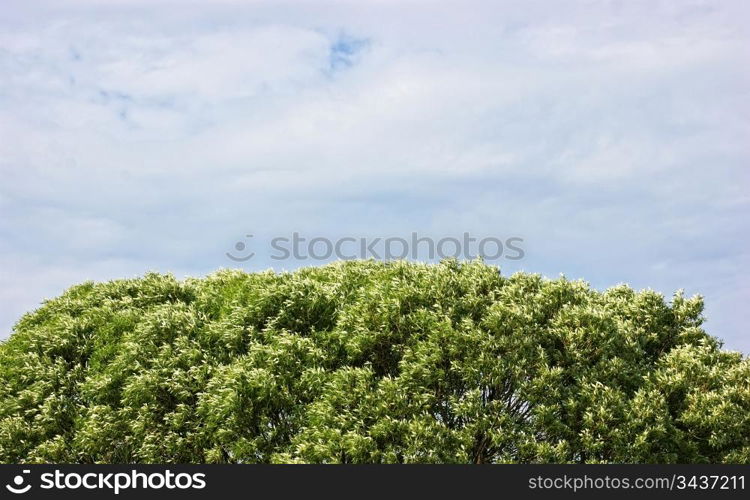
[1,260,748,463]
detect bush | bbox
[1,260,748,463]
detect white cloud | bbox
[1,0,748,351]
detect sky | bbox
[1,0,748,352]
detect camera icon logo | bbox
[6,470,32,494]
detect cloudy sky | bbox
[1,0,748,351]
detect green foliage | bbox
[0,260,747,463]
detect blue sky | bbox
[1,0,748,352]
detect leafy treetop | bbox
[0,260,748,463]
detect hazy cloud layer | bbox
[1,1,748,351]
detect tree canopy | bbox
[1,260,748,463]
